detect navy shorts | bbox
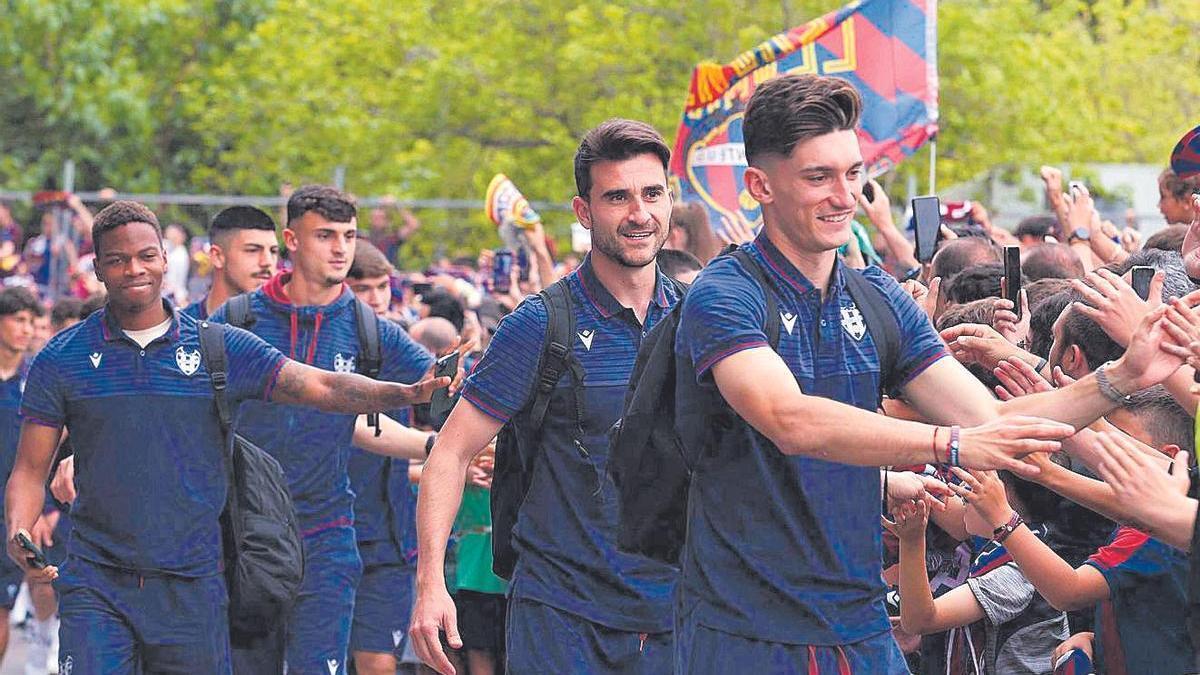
[283,525,363,675]
[56,556,231,675]
[349,561,413,656]
[675,618,909,675]
[506,596,671,674]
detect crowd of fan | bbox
[0,147,1197,675]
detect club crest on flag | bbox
[176,346,201,376]
[670,0,939,230]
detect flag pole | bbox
[928,137,937,194]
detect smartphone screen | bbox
[429,351,461,430]
[911,196,941,263]
[1131,266,1154,301]
[1003,246,1022,318]
[493,249,514,294]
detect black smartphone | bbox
[862,181,875,204]
[1003,246,1022,318]
[411,282,433,296]
[15,532,48,570]
[911,196,942,263]
[428,351,460,430]
[1131,266,1154,301]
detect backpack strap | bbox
[352,299,384,436]
[842,267,902,395]
[353,299,382,379]
[728,247,781,349]
[197,321,233,437]
[528,279,578,429]
[225,294,255,330]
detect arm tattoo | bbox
[274,361,399,413]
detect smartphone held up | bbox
[911,195,942,264]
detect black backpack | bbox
[608,247,901,564]
[197,321,304,641]
[489,277,689,580]
[225,294,384,434]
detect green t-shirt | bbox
[453,486,508,595]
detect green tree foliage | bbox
[2,0,1198,258]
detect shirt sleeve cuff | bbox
[896,349,951,389]
[19,411,63,429]
[461,386,514,424]
[262,357,287,401]
[695,339,770,378]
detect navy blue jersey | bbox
[1085,526,1194,674]
[349,406,416,566]
[0,362,27,499]
[180,296,208,321]
[210,273,433,534]
[459,256,679,633]
[674,235,947,645]
[20,303,285,576]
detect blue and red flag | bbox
[669,0,939,229]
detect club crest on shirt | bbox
[841,303,866,341]
[59,656,73,675]
[175,346,201,376]
[780,311,797,335]
[333,353,356,373]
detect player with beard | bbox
[411,119,680,675]
[183,206,280,320]
[210,186,440,674]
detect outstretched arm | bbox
[352,414,434,461]
[713,347,1072,475]
[949,468,1109,612]
[270,360,449,413]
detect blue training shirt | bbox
[1085,525,1194,673]
[674,235,947,645]
[0,362,28,522]
[210,272,434,535]
[180,295,208,321]
[459,255,680,633]
[19,302,285,576]
[349,405,417,567]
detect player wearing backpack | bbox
[410,119,681,675]
[4,201,447,675]
[209,186,439,675]
[670,74,1184,674]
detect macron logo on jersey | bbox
[577,330,595,351]
[393,629,404,647]
[88,352,102,368]
[780,311,797,335]
[326,659,339,675]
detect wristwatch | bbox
[1068,227,1091,244]
[992,511,1025,544]
[425,433,438,457]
